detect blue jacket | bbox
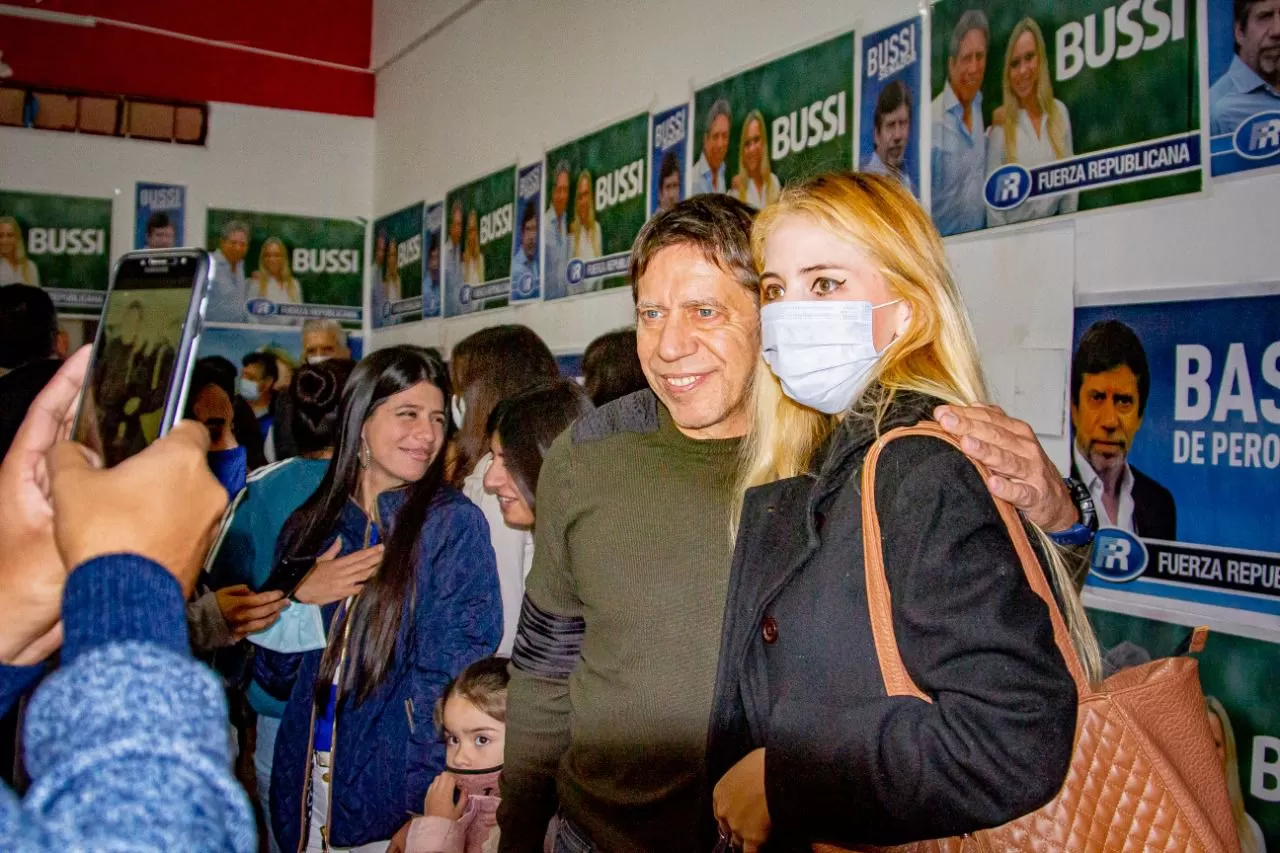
[258,485,501,852]
[0,555,255,852]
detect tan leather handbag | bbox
[815,424,1239,853]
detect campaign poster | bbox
[859,18,923,198]
[1208,0,1280,176]
[1086,609,1278,851]
[134,182,186,249]
[196,325,364,375]
[930,0,1202,237]
[204,209,364,328]
[443,165,516,316]
[0,189,111,315]
[370,202,425,329]
[651,104,689,216]
[543,112,649,301]
[692,32,855,208]
[422,202,443,319]
[1070,291,1279,618]
[511,163,542,303]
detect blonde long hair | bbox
[252,236,299,300]
[736,172,1101,683]
[570,169,599,257]
[735,110,780,207]
[0,216,37,284]
[1207,696,1261,853]
[1000,18,1067,163]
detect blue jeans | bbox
[256,714,282,853]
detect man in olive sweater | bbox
[499,195,1091,853]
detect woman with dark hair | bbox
[256,346,502,853]
[448,325,558,654]
[482,380,594,530]
[581,328,649,407]
[194,358,356,853]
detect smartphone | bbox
[72,249,213,467]
[261,554,318,596]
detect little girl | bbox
[405,657,509,853]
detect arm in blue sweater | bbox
[0,554,256,852]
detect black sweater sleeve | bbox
[764,436,1078,847]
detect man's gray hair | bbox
[301,318,347,345]
[554,159,572,181]
[705,98,732,135]
[221,219,250,240]
[950,9,990,56]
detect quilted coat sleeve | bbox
[765,436,1078,847]
[404,499,502,816]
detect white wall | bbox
[370,0,1276,466]
[0,101,375,277]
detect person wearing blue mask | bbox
[255,346,501,853]
[707,173,1097,852]
[240,353,279,462]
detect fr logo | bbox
[983,164,1031,211]
[1235,111,1280,161]
[1088,528,1149,584]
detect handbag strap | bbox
[860,423,1091,700]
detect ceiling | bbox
[0,0,376,116]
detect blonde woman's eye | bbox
[813,277,845,296]
[762,283,784,302]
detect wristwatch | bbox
[1047,478,1096,547]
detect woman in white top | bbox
[461,210,486,286]
[0,216,40,286]
[383,238,403,303]
[447,325,561,655]
[986,17,1077,228]
[570,169,602,263]
[1207,695,1267,853]
[251,237,303,304]
[732,110,782,210]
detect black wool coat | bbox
[706,392,1078,851]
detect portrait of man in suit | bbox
[1070,319,1177,540]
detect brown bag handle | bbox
[860,424,1091,700]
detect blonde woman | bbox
[731,110,781,209]
[707,173,1095,851]
[462,210,486,286]
[251,237,303,304]
[1207,696,1266,853]
[0,216,40,286]
[383,238,404,302]
[986,18,1077,227]
[569,169,602,262]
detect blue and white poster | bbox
[134,182,185,249]
[859,17,922,198]
[650,104,688,216]
[512,163,542,302]
[422,202,443,319]
[1073,290,1280,618]
[1208,0,1280,177]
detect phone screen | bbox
[73,253,206,467]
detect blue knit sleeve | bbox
[0,554,256,852]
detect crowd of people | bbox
[0,173,1239,853]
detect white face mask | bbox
[238,377,262,403]
[760,298,901,415]
[307,355,331,365]
[451,394,466,428]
